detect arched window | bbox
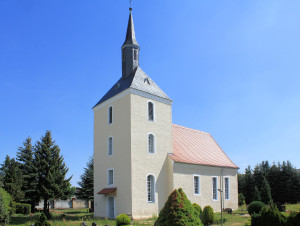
[108,137,113,156]
[148,134,155,153]
[148,102,154,121]
[147,175,155,202]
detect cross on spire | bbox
[129,0,132,8]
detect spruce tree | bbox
[253,186,261,202]
[260,177,272,204]
[34,131,72,217]
[267,163,281,203]
[253,164,265,191]
[76,157,94,202]
[243,166,254,204]
[0,156,24,202]
[16,137,39,212]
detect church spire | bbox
[122,7,140,78]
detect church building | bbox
[93,8,239,219]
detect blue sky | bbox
[0,1,299,186]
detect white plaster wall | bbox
[130,94,173,219]
[173,162,238,212]
[94,93,132,218]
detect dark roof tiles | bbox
[93,67,171,108]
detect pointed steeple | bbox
[122,8,139,47]
[121,8,140,78]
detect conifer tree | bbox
[155,188,201,225]
[76,156,94,201]
[0,156,24,202]
[267,163,281,203]
[16,137,39,212]
[260,177,272,204]
[253,186,261,202]
[243,166,254,204]
[34,131,72,217]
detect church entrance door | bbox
[107,196,115,218]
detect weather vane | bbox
[129,0,132,9]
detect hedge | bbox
[15,203,31,215]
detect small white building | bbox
[93,8,238,219]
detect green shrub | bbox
[248,201,265,215]
[193,203,202,217]
[201,205,214,226]
[155,188,201,225]
[238,193,245,206]
[116,213,131,226]
[0,187,12,224]
[35,213,50,226]
[259,205,286,226]
[286,211,300,226]
[251,213,261,226]
[15,203,31,215]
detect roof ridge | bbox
[172,124,210,135]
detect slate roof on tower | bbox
[93,8,171,108]
[93,67,171,108]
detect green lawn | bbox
[8,203,299,225]
[285,203,300,212]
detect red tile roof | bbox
[170,124,238,169]
[97,187,117,195]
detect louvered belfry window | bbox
[148,102,154,121]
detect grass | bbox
[9,209,116,226]
[8,203,299,226]
[285,203,300,212]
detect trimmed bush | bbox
[116,213,131,226]
[0,187,12,224]
[238,193,245,206]
[251,213,261,226]
[16,203,31,215]
[35,213,50,226]
[193,203,202,217]
[259,205,286,226]
[201,206,214,226]
[155,188,201,225]
[248,201,265,215]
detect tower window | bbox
[122,50,125,61]
[147,174,155,202]
[108,106,113,124]
[148,134,155,153]
[108,137,113,156]
[108,169,114,185]
[148,102,154,121]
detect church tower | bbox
[93,8,173,219]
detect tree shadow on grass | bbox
[11,214,40,225]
